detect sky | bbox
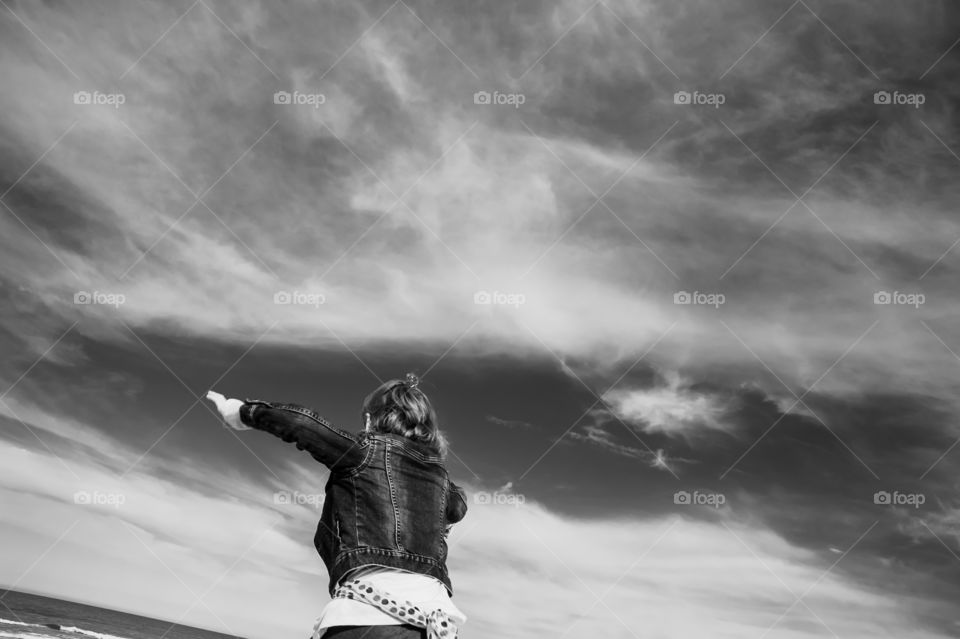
[1,0,960,637]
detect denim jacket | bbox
[239,399,468,597]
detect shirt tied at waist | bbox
[320,578,459,639]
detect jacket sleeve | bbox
[445,480,468,525]
[240,399,366,472]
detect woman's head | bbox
[361,372,448,458]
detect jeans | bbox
[320,625,426,639]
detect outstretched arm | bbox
[206,391,366,472]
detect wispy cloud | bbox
[601,370,737,441]
[485,415,535,429]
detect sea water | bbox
[0,590,246,639]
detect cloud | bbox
[601,370,736,441]
[3,0,959,418]
[2,398,956,639]
[896,500,960,550]
[567,423,689,474]
[452,495,955,638]
[0,413,321,639]
[485,415,535,429]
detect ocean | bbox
[0,590,247,639]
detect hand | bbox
[205,390,251,431]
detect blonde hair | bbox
[361,373,448,458]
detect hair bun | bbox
[404,372,420,389]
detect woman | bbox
[206,373,468,639]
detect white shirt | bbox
[313,565,467,634]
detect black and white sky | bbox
[1,1,960,637]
